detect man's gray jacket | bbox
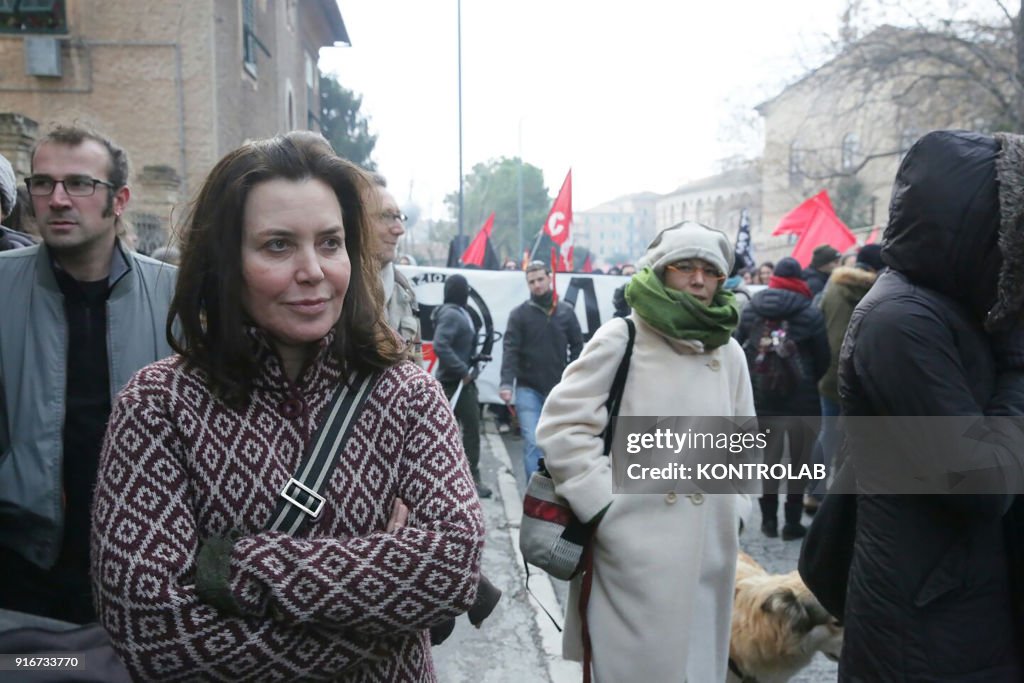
[0,243,177,568]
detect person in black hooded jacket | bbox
[735,257,829,539]
[836,130,1024,681]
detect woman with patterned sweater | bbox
[90,134,485,681]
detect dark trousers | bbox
[0,547,96,625]
[760,416,814,523]
[441,379,481,481]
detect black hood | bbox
[881,130,1024,330]
[749,287,810,319]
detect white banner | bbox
[399,266,630,404]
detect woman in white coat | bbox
[536,221,755,682]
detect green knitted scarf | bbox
[624,266,739,348]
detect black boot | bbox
[782,494,807,541]
[758,495,778,538]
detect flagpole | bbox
[456,0,464,240]
[527,229,544,262]
[517,119,524,261]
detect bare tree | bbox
[756,1,1021,231]
[830,0,1022,133]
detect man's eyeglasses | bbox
[665,260,726,282]
[379,211,408,223]
[26,175,115,197]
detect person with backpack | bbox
[535,222,756,683]
[735,257,829,540]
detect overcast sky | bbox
[321,1,944,221]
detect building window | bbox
[131,213,165,256]
[0,0,67,34]
[841,132,859,172]
[242,0,271,77]
[788,143,804,188]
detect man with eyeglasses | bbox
[0,125,176,623]
[499,260,583,479]
[368,173,420,358]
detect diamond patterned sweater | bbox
[90,339,485,682]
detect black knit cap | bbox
[856,244,884,272]
[444,274,469,306]
[773,257,805,279]
[810,244,842,269]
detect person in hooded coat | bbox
[735,257,830,539]
[837,129,1024,681]
[431,274,492,499]
[536,221,755,683]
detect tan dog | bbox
[728,552,843,683]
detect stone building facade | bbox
[0,0,348,252]
[573,192,658,268]
[757,25,998,261]
[654,161,762,256]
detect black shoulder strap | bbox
[267,370,380,535]
[602,317,636,455]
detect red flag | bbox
[773,190,837,236]
[581,253,592,273]
[461,212,498,268]
[773,190,856,267]
[865,226,881,244]
[543,170,573,247]
[540,170,574,272]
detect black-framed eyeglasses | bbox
[379,211,408,223]
[26,175,115,197]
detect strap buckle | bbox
[280,477,325,519]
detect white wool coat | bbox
[536,314,756,683]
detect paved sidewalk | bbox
[433,425,575,682]
[436,419,838,682]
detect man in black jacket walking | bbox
[499,261,583,479]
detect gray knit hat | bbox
[638,221,734,278]
[0,153,16,219]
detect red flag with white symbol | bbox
[543,170,573,271]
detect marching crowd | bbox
[0,125,1022,682]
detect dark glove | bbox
[991,325,1024,372]
[429,617,456,646]
[466,574,502,627]
[195,529,245,615]
[429,574,502,646]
